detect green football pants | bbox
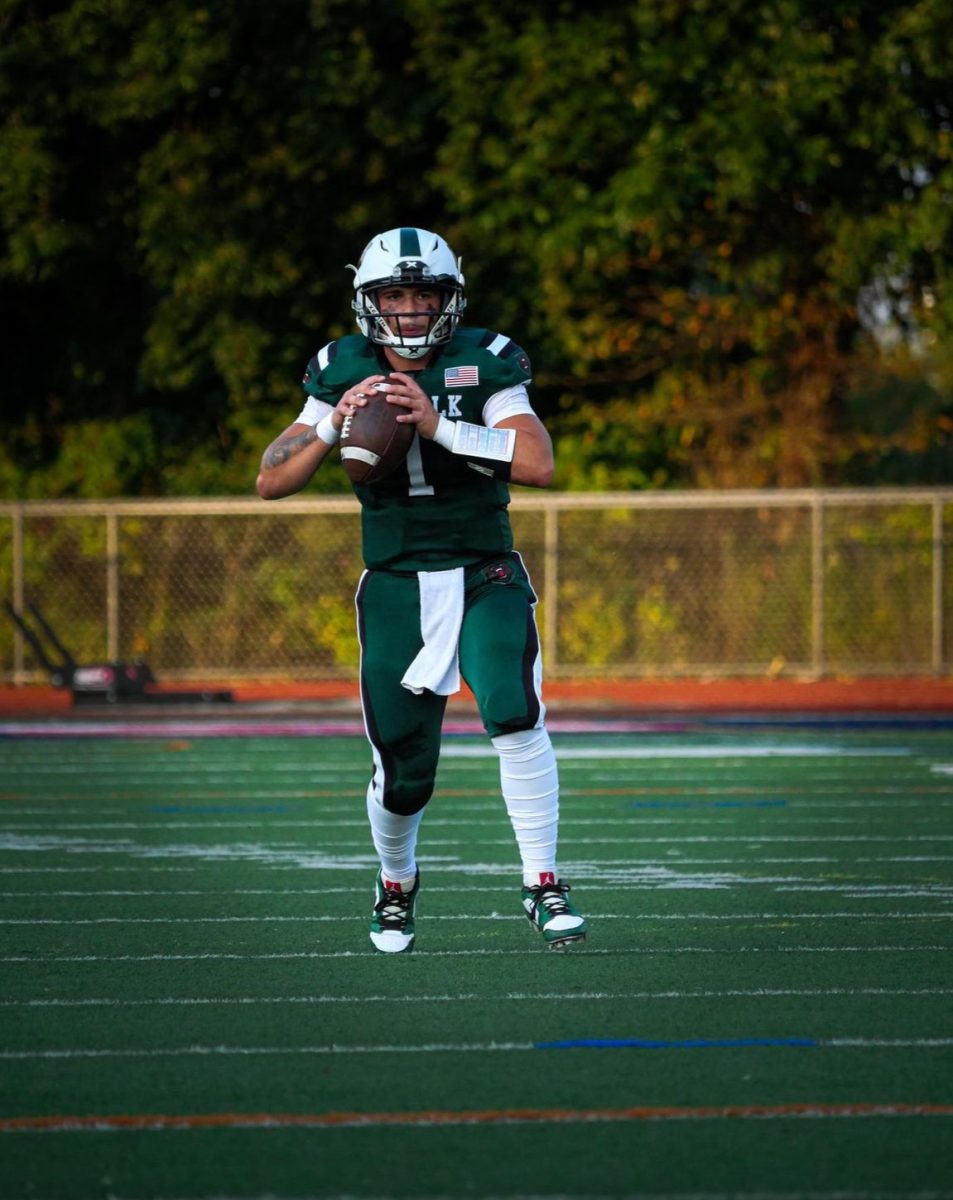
[355,551,544,815]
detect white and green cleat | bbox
[369,869,419,953]
[522,875,588,949]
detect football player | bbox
[257,227,587,952]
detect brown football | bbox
[339,391,415,485]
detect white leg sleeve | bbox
[493,727,559,881]
[365,783,423,882]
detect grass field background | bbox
[1,718,953,1199]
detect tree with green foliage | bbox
[1,0,951,497]
[417,0,953,487]
[0,0,450,495]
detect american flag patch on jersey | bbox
[444,365,479,387]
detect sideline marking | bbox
[2,1101,953,1133]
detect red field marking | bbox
[4,1102,953,1133]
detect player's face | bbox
[375,286,442,338]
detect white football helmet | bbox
[349,227,466,359]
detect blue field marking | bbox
[535,1036,817,1050]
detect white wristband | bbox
[433,415,455,451]
[315,412,340,446]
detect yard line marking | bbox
[3,1038,953,1062]
[6,835,953,862]
[14,796,953,815]
[0,766,361,778]
[3,855,952,875]
[7,813,953,831]
[3,1101,953,1133]
[539,1037,818,1049]
[0,809,128,816]
[0,866,203,874]
[776,885,953,895]
[184,787,953,798]
[1,886,522,897]
[4,986,951,1009]
[4,855,953,874]
[3,945,951,964]
[4,910,953,926]
[860,857,953,863]
[828,1038,953,1047]
[8,879,953,898]
[0,1042,534,1060]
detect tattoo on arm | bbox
[263,426,319,469]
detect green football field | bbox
[2,719,953,1199]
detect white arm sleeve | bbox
[295,397,335,426]
[482,384,535,427]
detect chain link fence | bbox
[2,489,951,683]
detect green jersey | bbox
[300,329,535,571]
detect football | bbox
[339,390,414,485]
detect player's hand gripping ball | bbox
[339,385,414,485]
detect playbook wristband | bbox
[314,412,341,446]
[432,415,515,480]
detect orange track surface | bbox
[2,676,953,717]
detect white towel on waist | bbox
[400,567,464,696]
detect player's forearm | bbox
[256,423,335,499]
[424,412,554,488]
[500,417,554,489]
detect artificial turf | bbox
[1,724,952,1199]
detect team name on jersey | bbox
[432,394,463,416]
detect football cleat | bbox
[522,876,588,949]
[370,869,419,953]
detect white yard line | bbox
[3,1037,953,1061]
[3,944,950,963]
[6,814,953,831]
[3,986,952,1009]
[443,746,914,759]
[4,855,953,874]
[3,911,953,925]
[5,873,953,897]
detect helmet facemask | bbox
[349,228,466,360]
[357,283,463,360]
